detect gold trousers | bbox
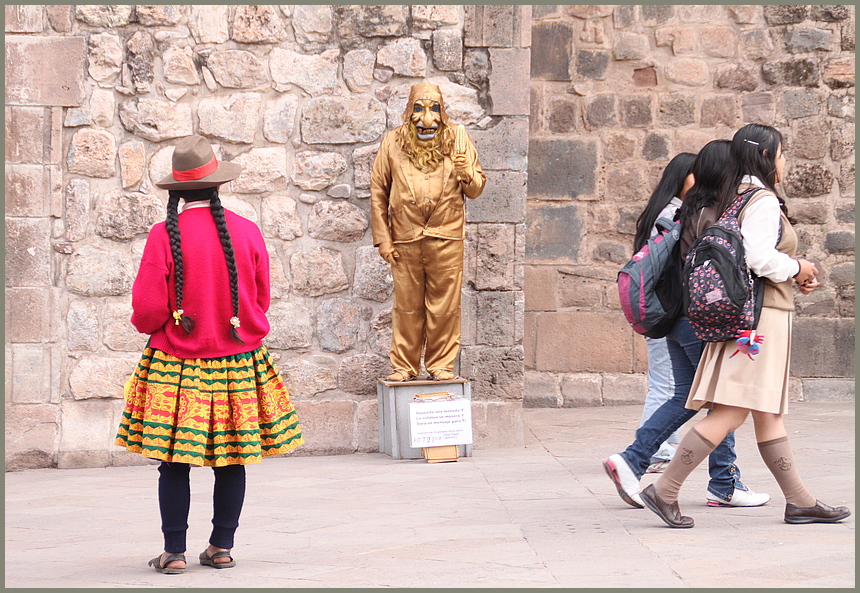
[389,236,464,376]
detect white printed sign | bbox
[409,398,473,448]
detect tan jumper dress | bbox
[686,191,797,415]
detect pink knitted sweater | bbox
[131,207,271,358]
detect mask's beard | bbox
[407,122,444,172]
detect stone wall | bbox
[525,5,855,408]
[5,5,530,470]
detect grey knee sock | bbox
[654,427,717,504]
[758,436,816,507]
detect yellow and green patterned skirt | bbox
[115,345,303,467]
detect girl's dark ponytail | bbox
[166,191,195,335]
[209,191,244,345]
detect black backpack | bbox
[682,188,766,342]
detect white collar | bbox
[741,175,766,189]
[181,201,210,212]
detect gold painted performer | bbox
[370,81,486,381]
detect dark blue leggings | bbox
[157,462,246,553]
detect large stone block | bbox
[267,301,315,350]
[290,247,349,297]
[231,147,289,194]
[474,224,516,291]
[278,356,337,398]
[198,93,261,144]
[741,92,775,124]
[67,128,116,179]
[317,298,363,354]
[602,373,647,406]
[119,98,193,142]
[354,398,379,453]
[764,5,808,25]
[292,5,333,45]
[470,118,528,171]
[9,344,57,404]
[301,96,387,145]
[534,312,633,373]
[5,218,52,287]
[823,57,855,90]
[526,203,583,263]
[261,195,302,241]
[784,163,834,198]
[824,231,855,254]
[6,37,86,106]
[5,5,43,32]
[95,191,162,242]
[655,26,697,56]
[530,22,573,81]
[270,48,339,95]
[561,373,603,407]
[58,399,117,468]
[476,291,517,346]
[584,94,617,129]
[524,265,557,311]
[338,354,389,396]
[762,59,820,87]
[791,120,830,160]
[69,354,138,400]
[5,165,50,217]
[188,5,230,44]
[292,150,348,192]
[5,404,59,471]
[471,401,524,449]
[664,58,710,86]
[6,106,48,164]
[334,5,407,47]
[715,64,759,92]
[527,139,596,200]
[104,301,146,353]
[576,50,610,80]
[67,299,100,351]
[289,399,354,455]
[801,379,855,402]
[432,29,463,71]
[204,50,266,89]
[523,371,561,408]
[232,5,288,44]
[353,246,394,303]
[343,49,375,92]
[459,346,523,401]
[488,49,530,115]
[368,309,392,358]
[483,5,515,47]
[465,170,526,223]
[790,318,854,377]
[6,287,54,343]
[376,38,427,77]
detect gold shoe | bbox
[386,369,415,382]
[429,369,457,381]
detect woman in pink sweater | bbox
[115,136,303,574]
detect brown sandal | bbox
[386,369,415,382]
[199,549,236,569]
[429,369,457,381]
[149,553,186,574]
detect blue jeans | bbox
[620,318,744,500]
[640,337,679,462]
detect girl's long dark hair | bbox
[166,187,243,345]
[726,123,793,222]
[677,140,736,233]
[633,152,696,252]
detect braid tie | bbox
[210,192,244,345]
[166,192,194,335]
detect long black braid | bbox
[209,190,244,345]
[165,191,194,335]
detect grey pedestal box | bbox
[377,378,473,459]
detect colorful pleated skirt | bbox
[115,345,303,467]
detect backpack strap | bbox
[725,187,763,219]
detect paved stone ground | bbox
[5,402,854,588]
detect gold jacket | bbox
[370,127,486,246]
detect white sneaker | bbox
[707,487,771,507]
[603,453,644,508]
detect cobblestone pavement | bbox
[5,402,854,588]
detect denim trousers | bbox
[158,461,246,553]
[640,337,680,462]
[620,318,745,499]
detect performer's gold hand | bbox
[378,241,399,265]
[453,154,471,182]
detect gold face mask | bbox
[410,99,442,142]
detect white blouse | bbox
[739,176,800,282]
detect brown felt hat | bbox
[155,135,242,190]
